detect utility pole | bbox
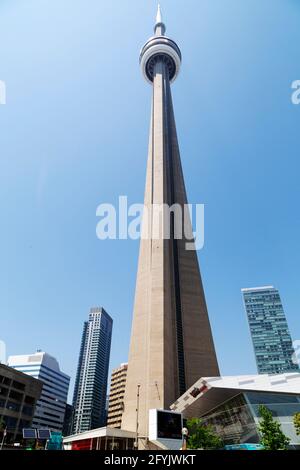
[134,384,140,450]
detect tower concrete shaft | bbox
[122,9,219,439]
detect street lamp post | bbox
[181,427,188,450]
[0,428,7,451]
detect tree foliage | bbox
[0,416,6,439]
[186,417,223,450]
[293,412,300,436]
[258,405,290,450]
[0,417,5,432]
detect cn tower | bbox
[122,6,219,441]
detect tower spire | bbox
[156,4,162,24]
[154,4,166,36]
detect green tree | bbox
[293,412,300,436]
[258,405,290,450]
[186,418,223,450]
[0,416,6,448]
[0,416,5,433]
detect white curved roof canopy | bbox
[170,373,300,418]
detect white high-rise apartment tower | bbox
[8,351,70,432]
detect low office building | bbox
[8,351,70,432]
[171,373,300,447]
[0,363,43,444]
[63,426,135,450]
[107,363,128,428]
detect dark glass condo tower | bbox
[72,307,113,433]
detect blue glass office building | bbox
[72,307,113,434]
[242,286,299,374]
[8,351,70,432]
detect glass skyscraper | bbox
[72,307,113,434]
[242,286,299,374]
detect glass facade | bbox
[246,391,300,445]
[72,307,113,434]
[201,391,300,447]
[242,286,299,374]
[201,393,259,445]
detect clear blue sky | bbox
[1,0,299,401]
